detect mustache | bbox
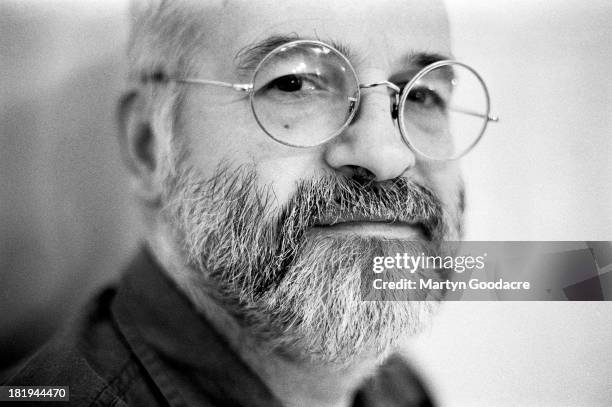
[275,175,447,242]
[248,174,449,293]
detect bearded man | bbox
[7,0,498,405]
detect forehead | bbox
[181,0,450,74]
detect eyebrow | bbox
[403,51,456,83]
[235,34,299,75]
[408,51,454,69]
[234,34,453,78]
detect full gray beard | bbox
[161,163,460,365]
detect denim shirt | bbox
[6,248,435,406]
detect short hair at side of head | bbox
[127,0,208,167]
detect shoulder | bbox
[4,287,139,407]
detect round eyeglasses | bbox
[166,40,499,160]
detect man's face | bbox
[160,0,463,363]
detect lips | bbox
[312,214,432,240]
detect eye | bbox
[268,74,315,92]
[406,86,447,110]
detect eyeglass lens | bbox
[252,42,359,147]
[400,62,489,160]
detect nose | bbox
[324,84,416,182]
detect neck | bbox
[241,350,380,407]
[147,225,381,407]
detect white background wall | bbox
[1,1,611,404]
[453,0,612,241]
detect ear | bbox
[117,90,163,206]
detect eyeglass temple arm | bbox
[449,105,499,122]
[176,78,253,92]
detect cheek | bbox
[178,99,249,175]
[254,154,324,206]
[179,96,326,207]
[416,160,463,209]
[179,95,267,176]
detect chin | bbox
[238,234,442,365]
